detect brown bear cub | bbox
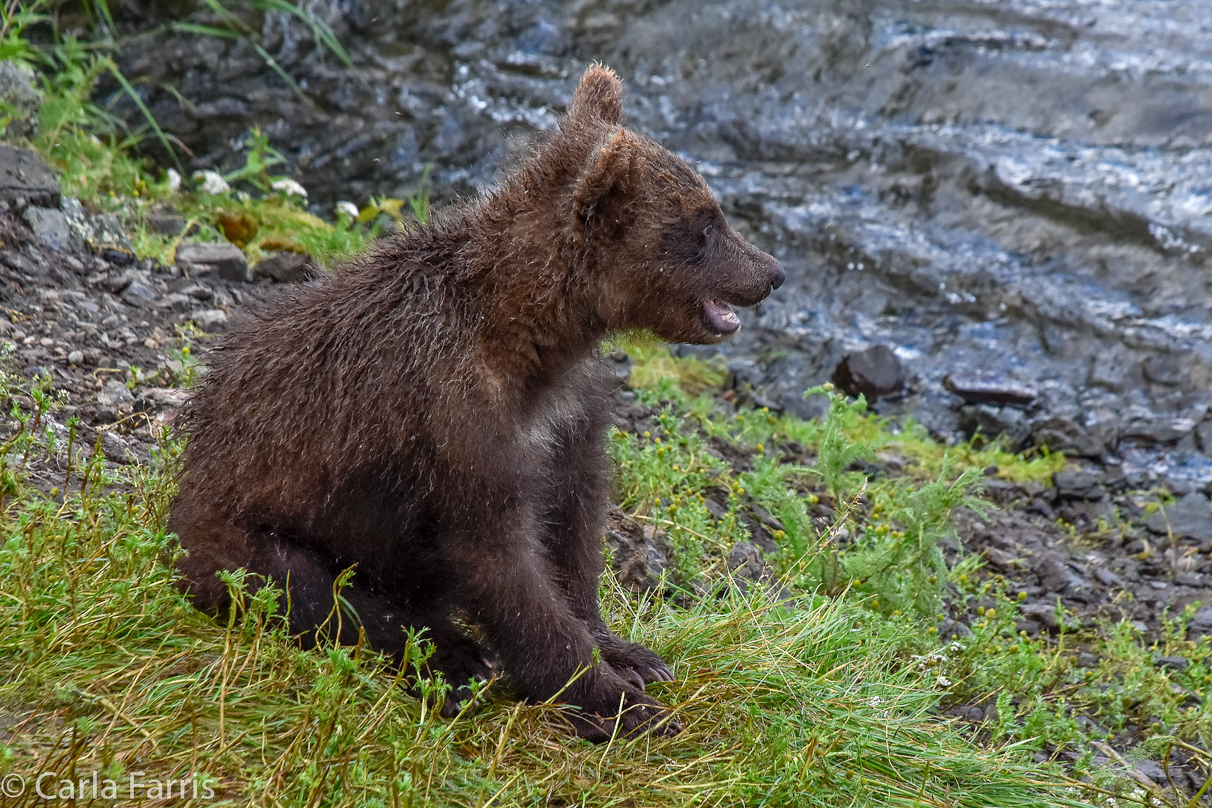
[170,64,784,741]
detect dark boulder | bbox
[831,345,905,401]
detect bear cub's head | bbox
[562,65,784,345]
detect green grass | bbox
[610,343,1046,617]
[0,369,1081,807]
[5,345,1204,805]
[610,347,1212,804]
[935,573,1212,792]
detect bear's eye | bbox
[663,209,718,266]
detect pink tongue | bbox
[704,299,741,333]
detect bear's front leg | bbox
[539,373,675,690]
[446,508,679,741]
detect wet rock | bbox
[1081,409,1122,452]
[252,251,316,284]
[21,206,77,252]
[1191,607,1212,630]
[983,546,1021,571]
[120,278,158,307]
[1134,761,1166,786]
[1015,617,1042,635]
[176,242,247,282]
[181,284,213,302]
[1031,416,1105,458]
[1175,571,1204,587]
[1053,468,1106,500]
[831,345,905,401]
[190,308,229,333]
[1121,415,1192,444]
[606,525,670,592]
[155,293,195,313]
[1143,355,1184,387]
[62,198,134,257]
[781,389,830,421]
[0,143,59,208]
[603,348,631,385]
[1033,550,1088,595]
[100,431,136,464]
[145,213,187,236]
[1088,350,1136,391]
[979,479,1037,506]
[103,270,136,294]
[725,357,763,390]
[943,373,1036,407]
[0,62,42,137]
[139,387,191,409]
[1155,655,1189,672]
[958,404,1030,446]
[1194,420,1212,453]
[1145,493,1212,540]
[1,249,43,278]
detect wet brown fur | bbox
[170,64,783,741]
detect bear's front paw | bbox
[561,688,681,743]
[558,667,681,742]
[597,636,674,689]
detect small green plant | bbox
[223,127,287,193]
[163,343,198,388]
[0,1,49,70]
[807,383,877,499]
[2,0,382,268]
[848,458,988,616]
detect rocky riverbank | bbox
[87,0,1212,505]
[2,131,1209,796]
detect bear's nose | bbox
[769,259,786,291]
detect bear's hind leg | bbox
[248,537,497,714]
[391,611,498,717]
[175,515,494,716]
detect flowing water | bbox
[114,0,1212,490]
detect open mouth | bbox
[702,298,741,335]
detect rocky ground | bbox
[0,142,313,488]
[3,140,1210,795]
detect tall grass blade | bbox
[103,60,182,171]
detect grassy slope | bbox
[613,345,1211,801]
[0,374,1076,808]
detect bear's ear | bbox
[573,130,638,230]
[568,63,623,126]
